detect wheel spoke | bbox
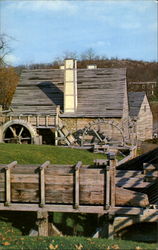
[21,137,31,140]
[9,126,17,137]
[3,138,15,141]
[18,127,24,136]
[92,128,103,142]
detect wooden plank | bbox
[0,203,143,215]
[116,177,151,188]
[74,161,82,209]
[3,182,149,207]
[116,187,149,208]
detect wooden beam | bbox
[39,161,50,207]
[37,211,48,236]
[48,222,63,236]
[5,161,17,206]
[0,203,144,215]
[74,161,82,209]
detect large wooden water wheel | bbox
[2,120,38,144]
[80,119,126,147]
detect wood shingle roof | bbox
[128,92,146,117]
[11,68,127,117]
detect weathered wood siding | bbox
[150,102,158,132]
[136,95,153,141]
[0,164,149,207]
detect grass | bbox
[0,143,107,165]
[0,236,157,250]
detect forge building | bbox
[0,59,153,145]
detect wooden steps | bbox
[55,110,77,146]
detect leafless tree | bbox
[0,33,12,66]
[80,48,97,61]
[54,50,78,66]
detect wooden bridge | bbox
[0,149,158,237]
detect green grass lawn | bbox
[0,221,157,250]
[0,236,157,250]
[0,214,157,249]
[0,143,107,165]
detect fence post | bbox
[107,153,116,208]
[105,163,110,210]
[39,161,50,207]
[74,161,82,209]
[55,106,60,146]
[5,161,17,206]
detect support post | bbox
[110,158,116,208]
[39,161,50,207]
[37,211,49,236]
[103,214,115,239]
[74,161,82,209]
[105,164,110,210]
[36,115,39,127]
[45,115,49,127]
[5,161,17,206]
[27,115,30,123]
[107,153,116,208]
[55,106,60,146]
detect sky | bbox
[0,0,157,66]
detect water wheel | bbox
[2,120,38,144]
[81,119,125,147]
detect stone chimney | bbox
[64,59,77,113]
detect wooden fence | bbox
[0,157,149,214]
[0,157,157,237]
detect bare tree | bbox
[80,48,97,61]
[53,50,78,66]
[0,33,12,66]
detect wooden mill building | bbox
[0,59,153,145]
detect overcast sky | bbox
[0,0,157,66]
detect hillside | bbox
[77,59,158,82]
[16,59,158,82]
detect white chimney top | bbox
[87,65,97,69]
